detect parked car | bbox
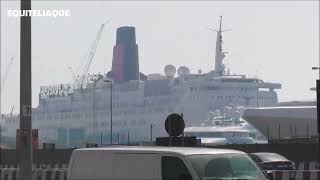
[68,146,270,180]
[249,152,296,170]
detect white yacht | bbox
[0,17,281,147]
[184,126,267,145]
[184,107,268,145]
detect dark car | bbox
[249,152,296,170]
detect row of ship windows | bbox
[100,119,151,127]
[46,98,177,111]
[33,108,175,121]
[35,117,151,127]
[211,96,274,99]
[44,95,122,105]
[45,102,132,111]
[190,87,254,91]
[190,96,275,100]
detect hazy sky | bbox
[1,1,319,114]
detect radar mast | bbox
[214,16,229,76]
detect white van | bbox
[68,146,269,180]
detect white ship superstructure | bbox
[242,106,317,140]
[1,17,281,147]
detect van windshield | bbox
[187,154,267,180]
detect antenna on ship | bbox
[208,16,231,76]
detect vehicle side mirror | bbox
[265,170,273,180]
[178,174,193,180]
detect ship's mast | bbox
[215,16,226,76]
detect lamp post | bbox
[104,79,113,145]
[150,123,154,142]
[256,87,259,108]
[20,0,33,178]
[92,80,97,144]
[90,75,101,145]
[0,117,2,149]
[311,67,320,144]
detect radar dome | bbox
[178,66,190,76]
[164,65,176,78]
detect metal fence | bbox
[0,168,68,180]
[1,168,320,180]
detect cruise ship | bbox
[0,17,281,148]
